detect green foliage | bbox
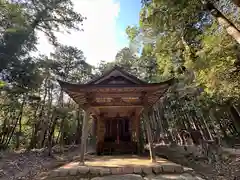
[1,0,240,152]
[131,0,240,142]
[0,0,91,150]
[126,26,140,42]
[0,81,6,88]
[50,44,93,82]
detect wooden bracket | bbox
[85,92,95,104]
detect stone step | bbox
[42,162,203,180]
[145,173,205,180]
[46,162,185,180]
[90,173,205,180]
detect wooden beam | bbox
[79,108,90,164]
[71,92,146,100]
[65,84,169,95]
[143,107,156,163]
[93,92,145,98]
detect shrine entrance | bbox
[94,105,143,155]
[101,116,133,155]
[104,117,131,143]
[58,65,173,163]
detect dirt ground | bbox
[155,145,240,180]
[0,145,82,180]
[0,145,239,180]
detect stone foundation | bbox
[45,162,184,180]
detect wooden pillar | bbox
[79,109,90,164]
[92,118,97,136]
[143,107,156,162]
[135,113,140,154]
[117,119,120,144]
[97,114,105,154]
[131,115,136,141]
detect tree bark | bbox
[159,100,174,143]
[210,108,228,139]
[16,96,26,149]
[28,102,41,150]
[0,112,14,148]
[206,2,240,44]
[40,79,53,147]
[7,97,26,147]
[232,104,240,118]
[30,79,48,149]
[155,107,164,136]
[232,0,240,7]
[47,113,58,156]
[228,106,240,133]
[201,115,213,140]
[143,108,156,163]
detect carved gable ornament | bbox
[88,66,146,85]
[100,76,133,85]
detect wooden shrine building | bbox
[58,66,173,163]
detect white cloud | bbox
[36,0,122,65]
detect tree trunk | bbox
[232,104,240,118]
[153,109,162,142]
[159,100,174,143]
[143,108,156,163]
[228,106,240,133]
[155,107,164,135]
[47,113,58,156]
[31,85,48,149]
[201,115,213,140]
[59,118,65,152]
[0,110,14,146]
[232,0,240,7]
[40,80,53,147]
[28,102,41,149]
[206,2,240,44]
[0,113,9,145]
[210,108,228,139]
[7,97,26,147]
[16,96,26,149]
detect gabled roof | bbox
[58,65,175,109]
[87,65,146,85]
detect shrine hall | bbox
[58,66,173,163]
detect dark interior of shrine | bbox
[96,116,136,155]
[104,117,131,143]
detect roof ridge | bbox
[87,65,146,85]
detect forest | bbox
[0,0,240,179]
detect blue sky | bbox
[115,0,141,48]
[36,0,142,65]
